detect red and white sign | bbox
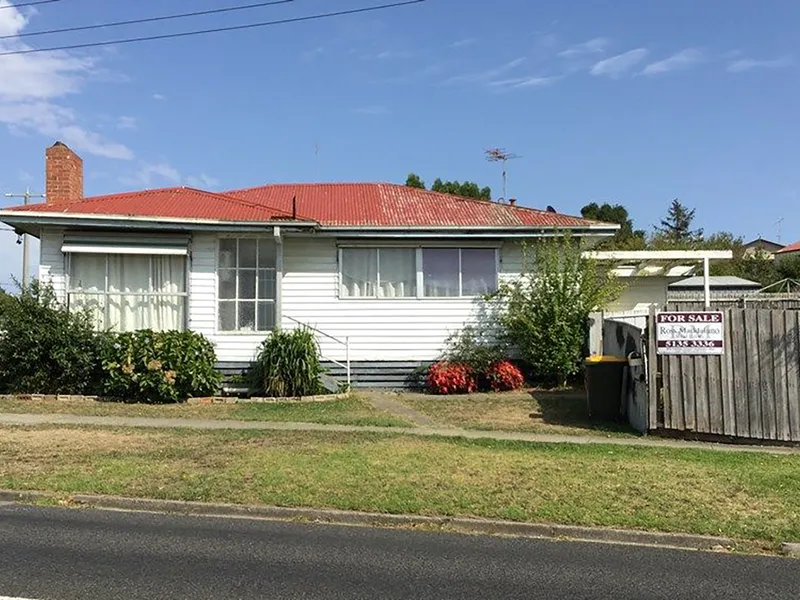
[656,312,724,355]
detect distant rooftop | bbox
[669,276,762,290]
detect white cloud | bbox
[445,57,527,85]
[121,162,220,190]
[727,56,793,73]
[490,76,559,90]
[186,173,221,189]
[559,37,610,58]
[300,46,326,61]
[0,1,133,159]
[116,116,137,130]
[590,48,648,78]
[642,48,705,75]
[352,106,391,115]
[374,50,414,59]
[120,162,181,188]
[152,93,167,101]
[450,38,476,49]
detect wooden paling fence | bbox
[648,306,800,442]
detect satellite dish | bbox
[546,205,557,213]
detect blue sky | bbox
[0,0,798,284]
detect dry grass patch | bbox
[0,396,411,428]
[1,426,799,548]
[393,389,635,436]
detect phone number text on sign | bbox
[656,311,724,355]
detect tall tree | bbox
[431,178,492,200]
[654,199,703,245]
[580,202,646,250]
[404,174,491,200]
[405,173,425,189]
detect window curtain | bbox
[341,248,377,297]
[152,256,186,331]
[70,254,185,332]
[107,255,151,331]
[69,254,106,330]
[461,249,497,296]
[378,248,416,298]
[422,248,460,297]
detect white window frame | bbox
[338,246,418,300]
[65,253,189,331]
[215,236,279,334]
[337,244,500,300]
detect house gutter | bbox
[314,225,620,239]
[0,211,319,236]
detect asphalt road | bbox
[0,504,798,600]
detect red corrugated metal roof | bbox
[777,240,800,254]
[226,183,600,228]
[6,187,297,222]
[4,182,608,229]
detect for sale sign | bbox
[656,312,724,355]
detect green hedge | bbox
[0,282,107,395]
[0,283,221,403]
[101,330,222,404]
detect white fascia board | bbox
[584,250,733,261]
[0,211,317,231]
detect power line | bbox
[1,0,295,41]
[0,0,427,57]
[0,0,60,9]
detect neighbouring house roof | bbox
[743,237,783,252]
[669,276,762,290]
[1,182,614,231]
[584,250,735,278]
[776,240,800,255]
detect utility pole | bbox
[485,148,519,201]
[4,188,45,289]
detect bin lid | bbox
[585,355,628,364]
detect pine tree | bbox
[654,199,703,244]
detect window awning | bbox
[61,231,190,255]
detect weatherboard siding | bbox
[191,235,523,363]
[280,237,522,362]
[33,230,522,363]
[38,229,67,303]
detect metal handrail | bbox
[283,315,350,389]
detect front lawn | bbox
[393,389,636,436]
[0,396,412,428]
[1,426,798,550]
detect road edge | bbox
[0,488,739,552]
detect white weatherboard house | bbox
[1,143,621,387]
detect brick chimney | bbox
[45,141,83,204]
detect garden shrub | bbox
[485,360,525,392]
[495,236,623,386]
[443,325,504,375]
[0,282,107,395]
[247,327,324,397]
[426,361,476,395]
[101,330,221,403]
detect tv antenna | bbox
[776,217,784,243]
[485,148,519,202]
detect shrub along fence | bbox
[648,304,800,442]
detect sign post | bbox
[656,311,724,355]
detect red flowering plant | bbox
[426,361,477,395]
[485,360,525,392]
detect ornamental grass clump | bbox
[247,327,324,398]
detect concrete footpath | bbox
[1,412,798,454]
